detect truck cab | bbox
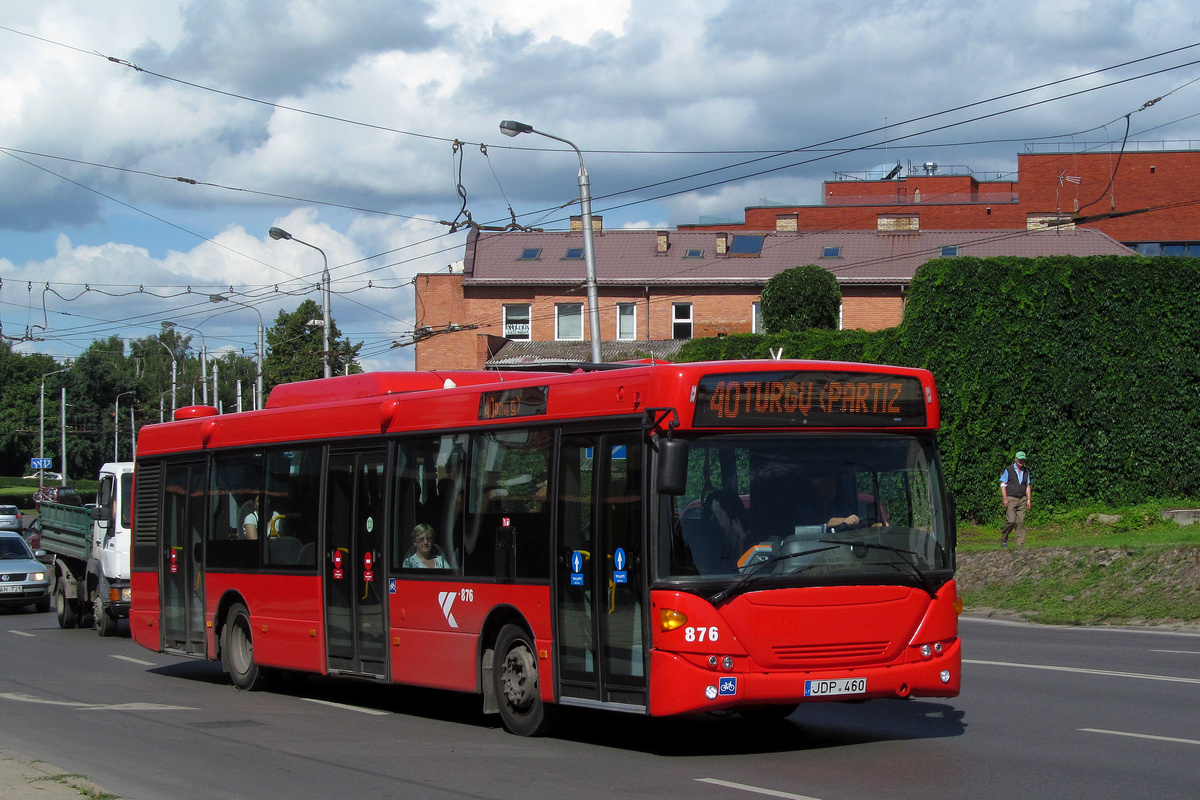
[92,462,134,589]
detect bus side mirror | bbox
[656,438,689,495]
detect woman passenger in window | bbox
[403,523,449,568]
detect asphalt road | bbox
[1,610,1198,800]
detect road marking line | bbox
[696,778,823,800]
[0,692,195,711]
[302,698,389,716]
[959,617,1200,638]
[1081,728,1200,746]
[965,659,1200,685]
[112,654,157,666]
[8,630,35,637]
[1149,649,1200,655]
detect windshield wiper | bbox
[709,544,841,608]
[817,539,938,598]
[708,538,938,608]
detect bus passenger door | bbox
[556,433,647,709]
[324,449,388,677]
[160,461,206,656]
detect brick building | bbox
[414,219,1133,370]
[682,146,1200,254]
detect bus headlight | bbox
[660,609,688,632]
[940,670,952,684]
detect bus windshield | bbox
[658,434,951,588]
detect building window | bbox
[729,235,765,256]
[752,301,762,333]
[503,304,531,340]
[617,303,636,340]
[564,247,584,260]
[821,246,842,258]
[684,248,705,258]
[941,245,960,257]
[672,303,693,340]
[556,303,583,340]
[519,248,542,260]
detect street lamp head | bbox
[209,294,227,304]
[499,120,533,137]
[268,227,292,241]
[161,321,174,330]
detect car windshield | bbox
[0,506,18,516]
[657,434,951,589]
[0,537,34,559]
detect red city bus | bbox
[130,360,960,735]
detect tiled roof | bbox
[485,339,685,369]
[464,227,1134,286]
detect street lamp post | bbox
[499,119,602,364]
[115,391,135,461]
[163,321,208,405]
[210,294,264,410]
[39,366,70,491]
[153,338,178,415]
[269,227,332,378]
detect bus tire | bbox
[55,583,77,629]
[223,603,267,691]
[493,623,555,737]
[93,591,119,637]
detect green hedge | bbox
[677,255,1200,522]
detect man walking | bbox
[999,451,1031,548]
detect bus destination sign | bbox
[478,385,550,421]
[693,371,927,428]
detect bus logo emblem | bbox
[438,591,459,628]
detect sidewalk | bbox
[0,746,118,799]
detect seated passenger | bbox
[240,495,259,540]
[402,523,449,569]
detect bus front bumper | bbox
[647,637,961,717]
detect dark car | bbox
[0,530,52,613]
[32,486,83,510]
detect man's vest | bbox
[1003,464,1030,497]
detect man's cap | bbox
[1015,451,1027,460]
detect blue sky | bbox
[2,0,1199,370]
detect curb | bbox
[0,747,118,799]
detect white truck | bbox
[38,462,134,636]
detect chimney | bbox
[716,232,728,255]
[776,213,798,232]
[570,215,603,233]
[656,230,669,254]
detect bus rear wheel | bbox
[223,603,267,690]
[493,623,555,737]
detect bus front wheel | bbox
[223,603,267,691]
[493,623,555,737]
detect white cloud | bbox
[4,0,1200,370]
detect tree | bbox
[759,264,841,333]
[63,336,134,476]
[0,342,61,475]
[263,299,362,391]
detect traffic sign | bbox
[30,458,52,470]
